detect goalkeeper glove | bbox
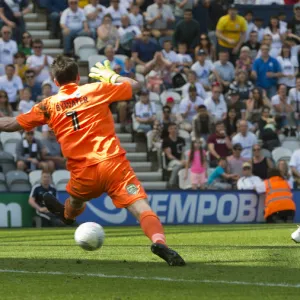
[89,60,120,83]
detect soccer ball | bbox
[74,222,105,251]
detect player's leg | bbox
[104,156,185,266]
[126,199,185,266]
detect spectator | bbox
[18,87,34,114]
[179,85,204,131]
[244,10,255,42]
[28,171,61,227]
[97,14,119,54]
[252,144,273,180]
[129,3,144,28]
[213,51,235,91]
[181,71,206,100]
[60,0,90,56]
[0,26,17,75]
[164,96,179,118]
[258,106,277,134]
[271,84,294,128]
[264,16,286,56]
[47,0,68,39]
[290,148,300,188]
[256,0,284,4]
[37,83,53,102]
[14,51,28,82]
[161,105,177,139]
[289,76,300,126]
[252,17,264,43]
[23,70,42,102]
[235,46,252,75]
[42,74,59,95]
[134,88,156,133]
[0,90,12,117]
[224,107,238,138]
[176,43,193,72]
[18,31,32,57]
[229,69,254,101]
[0,0,31,43]
[277,43,299,89]
[174,0,198,25]
[106,0,128,27]
[207,157,238,190]
[84,0,107,39]
[146,0,175,40]
[216,4,247,63]
[144,51,173,92]
[41,125,65,172]
[204,84,227,122]
[278,159,294,188]
[0,64,23,110]
[79,0,89,8]
[207,120,232,167]
[226,90,246,120]
[27,39,54,84]
[162,122,186,188]
[191,49,214,91]
[232,120,257,160]
[237,162,263,190]
[246,88,271,127]
[194,33,216,62]
[162,40,178,66]
[173,9,200,51]
[185,139,207,190]
[148,119,162,152]
[243,30,260,60]
[103,45,124,72]
[131,27,160,74]
[288,3,300,39]
[278,11,288,33]
[255,168,295,224]
[252,44,282,99]
[120,0,133,10]
[16,131,48,172]
[227,143,247,178]
[120,57,135,78]
[118,15,141,56]
[192,104,213,141]
[257,34,279,58]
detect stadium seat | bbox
[178,168,192,190]
[160,91,182,105]
[0,172,8,191]
[179,129,191,149]
[0,132,22,157]
[88,55,107,70]
[52,170,70,191]
[78,47,98,62]
[261,148,272,159]
[149,92,160,104]
[114,54,128,63]
[0,151,16,174]
[6,170,31,192]
[29,170,42,186]
[272,147,293,164]
[282,141,300,153]
[74,36,95,56]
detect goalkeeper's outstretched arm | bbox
[0,117,22,132]
[115,76,140,95]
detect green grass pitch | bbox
[1,224,300,300]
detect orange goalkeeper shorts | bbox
[66,154,147,208]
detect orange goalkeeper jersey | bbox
[16,81,132,170]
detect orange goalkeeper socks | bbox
[64,198,86,220]
[139,211,166,246]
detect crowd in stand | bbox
[0,0,299,192]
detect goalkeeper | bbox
[0,55,185,266]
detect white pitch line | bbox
[0,269,299,288]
